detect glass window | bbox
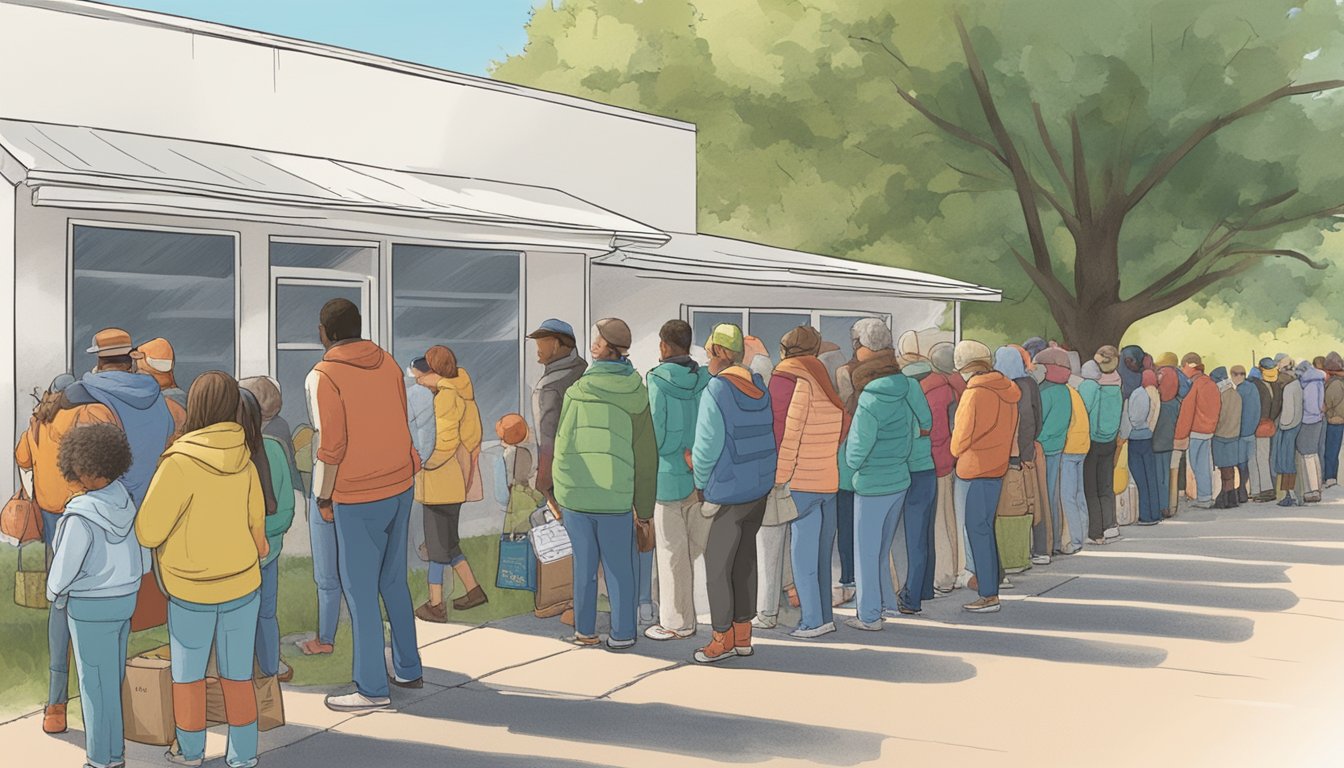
[269,241,375,275]
[819,313,888,352]
[748,311,810,364]
[689,309,746,352]
[71,225,236,390]
[392,245,520,433]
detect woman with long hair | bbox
[137,371,268,768]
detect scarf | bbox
[846,349,903,414]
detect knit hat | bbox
[896,330,921,363]
[594,317,632,353]
[929,342,956,374]
[1034,347,1069,369]
[1230,365,1247,377]
[1022,337,1048,359]
[953,340,993,372]
[1081,360,1102,381]
[1155,351,1179,368]
[239,376,283,422]
[780,325,822,359]
[495,413,529,446]
[707,323,745,354]
[1094,345,1120,374]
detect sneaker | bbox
[1278,493,1298,508]
[1103,527,1120,539]
[1031,554,1051,566]
[933,585,954,596]
[164,744,204,767]
[1137,520,1160,526]
[751,614,778,630]
[832,585,856,607]
[606,636,637,651]
[732,622,754,657]
[1191,499,1215,510]
[1000,577,1014,590]
[644,625,695,641]
[1304,492,1322,504]
[415,600,448,623]
[844,617,884,632]
[963,596,1001,613]
[790,622,837,639]
[42,703,66,735]
[1088,537,1107,546]
[1326,479,1339,489]
[277,659,294,683]
[562,633,601,647]
[296,638,334,656]
[390,675,424,689]
[324,691,391,713]
[638,603,657,626]
[1060,542,1081,555]
[452,585,489,611]
[955,572,974,589]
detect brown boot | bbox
[452,585,488,611]
[693,629,737,664]
[42,703,67,734]
[560,608,575,626]
[732,622,754,657]
[415,600,448,623]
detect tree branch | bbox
[1032,102,1075,202]
[1130,257,1260,316]
[887,79,1006,164]
[1125,79,1344,212]
[1222,248,1328,270]
[1238,203,1344,232]
[850,36,908,70]
[1070,113,1093,223]
[1009,246,1074,312]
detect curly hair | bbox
[58,424,132,484]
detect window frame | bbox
[66,218,242,375]
[682,304,894,344]
[267,237,382,381]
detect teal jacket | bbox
[844,374,922,496]
[1078,378,1124,443]
[647,358,710,502]
[261,436,295,567]
[553,360,658,519]
[1038,381,1073,455]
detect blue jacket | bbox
[1235,380,1261,438]
[407,381,436,464]
[844,374,920,495]
[693,368,776,505]
[45,481,142,606]
[75,371,174,506]
[647,358,711,502]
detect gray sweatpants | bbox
[704,496,768,633]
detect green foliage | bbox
[496,0,1344,346]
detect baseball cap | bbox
[707,323,745,354]
[594,317,632,351]
[526,318,577,341]
[131,337,175,372]
[86,328,134,358]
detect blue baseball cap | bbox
[526,318,576,341]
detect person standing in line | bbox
[45,424,139,768]
[1273,356,1304,507]
[644,320,711,642]
[1153,366,1182,519]
[832,329,863,609]
[1295,359,1327,504]
[15,374,116,736]
[1078,349,1124,544]
[552,318,657,650]
[414,345,487,622]
[1034,347,1074,554]
[925,342,964,589]
[1232,365,1261,506]
[131,337,188,440]
[951,341,1020,613]
[1060,360,1092,551]
[1122,368,1162,524]
[1173,353,1221,510]
[1248,359,1280,502]
[136,372,268,768]
[526,319,587,623]
[993,346,1046,562]
[692,324,776,663]
[1323,352,1344,489]
[1208,368,1244,509]
[891,348,938,616]
[306,299,424,712]
[774,326,846,639]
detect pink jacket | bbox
[921,372,961,478]
[773,356,844,493]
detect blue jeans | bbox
[1327,424,1344,482]
[638,548,654,610]
[42,509,70,706]
[899,470,937,611]
[1061,454,1088,550]
[307,499,344,646]
[1039,453,1063,554]
[1188,436,1214,502]
[836,490,856,587]
[1129,438,1162,523]
[254,558,281,677]
[789,491,837,630]
[1154,451,1173,514]
[955,475,1002,598]
[67,594,135,768]
[334,488,422,698]
[563,509,638,642]
[853,490,907,623]
[169,592,261,768]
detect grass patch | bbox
[0,533,533,717]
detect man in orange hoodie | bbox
[950,340,1021,613]
[1173,352,1221,509]
[307,299,424,713]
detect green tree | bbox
[495,1,1344,352]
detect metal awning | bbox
[595,233,1001,302]
[0,119,668,249]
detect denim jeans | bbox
[1327,424,1344,482]
[789,491,837,630]
[1188,436,1214,502]
[899,470,938,611]
[169,591,261,768]
[1060,453,1089,550]
[638,548,654,610]
[955,475,1003,598]
[1129,438,1162,522]
[835,490,856,587]
[563,509,638,642]
[853,489,907,623]
[42,509,70,706]
[307,498,344,646]
[334,488,422,698]
[1154,451,1173,513]
[1037,453,1063,554]
[254,558,281,677]
[67,593,135,768]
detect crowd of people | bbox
[15,296,1344,768]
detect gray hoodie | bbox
[46,480,142,606]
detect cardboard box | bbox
[122,651,175,746]
[204,675,286,732]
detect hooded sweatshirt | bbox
[1235,377,1261,439]
[920,370,962,477]
[1153,368,1182,453]
[951,370,1022,479]
[1297,362,1326,426]
[1324,370,1344,425]
[1175,370,1221,441]
[261,436,296,567]
[553,359,658,518]
[309,340,421,504]
[74,371,174,506]
[647,357,711,502]
[773,355,845,492]
[694,366,777,505]
[136,423,266,604]
[994,346,1042,460]
[1078,361,1124,443]
[407,379,437,464]
[416,370,483,506]
[1121,380,1155,441]
[45,480,142,606]
[897,361,937,474]
[845,374,925,495]
[15,401,117,514]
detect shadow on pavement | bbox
[263,729,624,768]
[1033,575,1299,612]
[826,622,1169,667]
[1109,536,1344,566]
[1043,554,1291,583]
[938,600,1254,643]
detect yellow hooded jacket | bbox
[415,369,484,506]
[136,423,267,604]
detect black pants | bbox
[703,496,767,633]
[1083,439,1117,540]
[424,503,464,564]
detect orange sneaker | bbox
[694,630,737,664]
[732,622,754,657]
[43,703,67,734]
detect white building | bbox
[0,0,999,525]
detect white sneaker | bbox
[1326,479,1339,489]
[999,577,1014,590]
[1031,554,1051,565]
[644,625,694,641]
[955,572,973,589]
[790,622,837,639]
[325,691,391,712]
[844,617,884,632]
[752,614,778,630]
[1103,527,1120,539]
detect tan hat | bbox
[86,328,133,358]
[954,340,993,372]
[1095,345,1120,374]
[240,376,283,421]
[594,317,632,352]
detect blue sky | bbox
[101,0,544,75]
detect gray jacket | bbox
[532,350,587,492]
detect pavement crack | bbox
[597,660,687,700]
[1027,575,1079,599]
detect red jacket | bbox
[921,372,961,478]
[1175,372,1221,440]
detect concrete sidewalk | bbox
[8,498,1344,767]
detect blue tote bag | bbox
[496,532,537,591]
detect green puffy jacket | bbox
[647,359,710,503]
[554,360,658,518]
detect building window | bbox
[687,307,890,362]
[392,245,520,433]
[71,224,237,389]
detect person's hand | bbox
[1173,438,1190,452]
[635,518,653,535]
[547,497,563,521]
[317,497,334,523]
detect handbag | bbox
[14,541,49,609]
[496,532,537,591]
[762,483,799,527]
[2,485,43,546]
[130,556,168,632]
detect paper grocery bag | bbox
[122,653,175,746]
[205,674,286,732]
